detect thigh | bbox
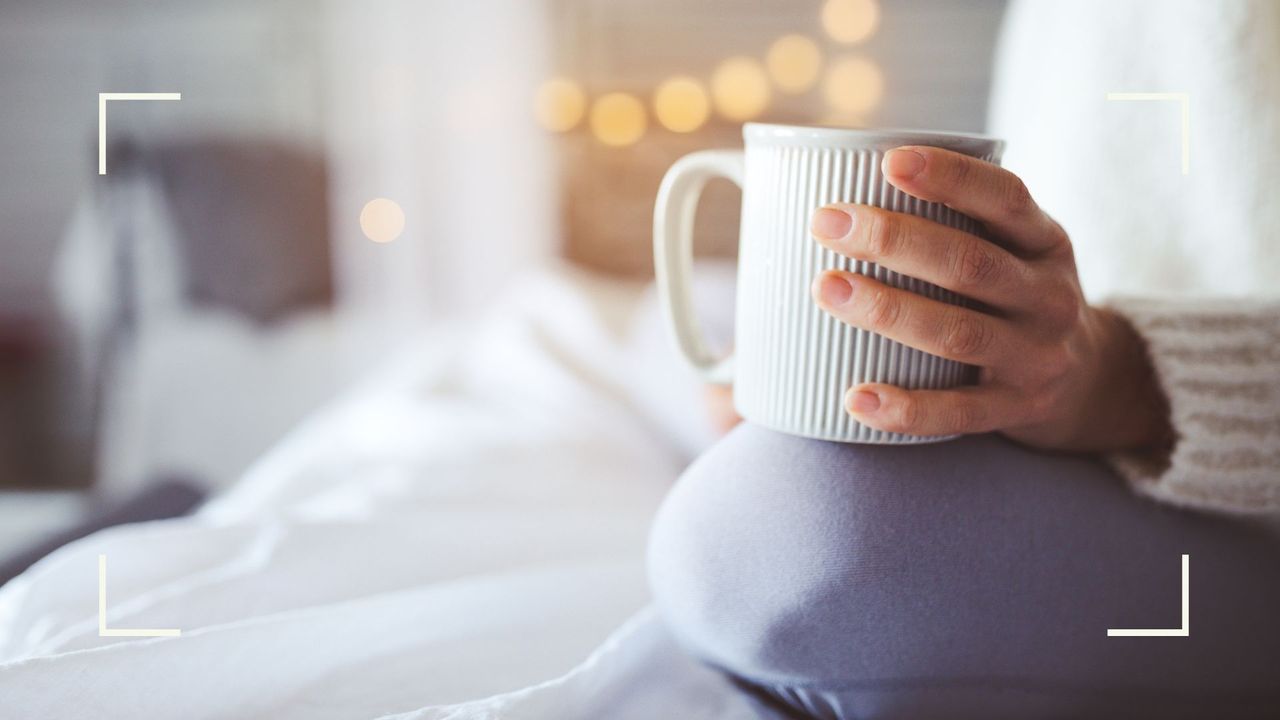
[647,424,1280,719]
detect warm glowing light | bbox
[823,55,884,115]
[590,92,647,146]
[711,56,771,121]
[766,35,823,93]
[653,77,710,133]
[534,77,586,132]
[821,0,880,45]
[360,198,405,244]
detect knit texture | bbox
[988,0,1280,515]
[1107,297,1280,514]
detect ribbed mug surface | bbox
[734,124,1004,443]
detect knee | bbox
[649,424,1280,713]
[647,423,973,684]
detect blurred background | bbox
[0,0,1005,554]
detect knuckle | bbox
[893,395,924,432]
[862,209,900,259]
[1045,217,1071,249]
[947,154,974,190]
[940,312,993,359]
[1001,177,1035,218]
[863,286,902,330]
[952,399,987,431]
[1024,388,1059,424]
[1024,339,1077,385]
[1040,289,1082,333]
[1039,351,1074,382]
[949,241,1005,288]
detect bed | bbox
[0,2,1012,715]
[0,261,767,719]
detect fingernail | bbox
[848,389,881,414]
[811,207,853,240]
[883,149,925,179]
[815,273,854,305]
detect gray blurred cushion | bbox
[111,138,331,323]
[0,479,204,588]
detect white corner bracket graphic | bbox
[1107,554,1189,637]
[98,554,181,638]
[1105,92,1190,175]
[98,92,182,175]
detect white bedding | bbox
[0,262,761,719]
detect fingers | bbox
[812,269,1016,365]
[811,204,1029,308]
[881,146,1067,255]
[845,382,1023,436]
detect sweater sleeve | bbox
[1104,296,1280,514]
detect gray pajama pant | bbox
[647,424,1280,719]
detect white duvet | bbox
[0,263,763,719]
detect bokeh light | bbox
[590,92,647,147]
[821,0,880,45]
[653,77,710,133]
[766,34,823,94]
[823,55,884,115]
[711,56,771,121]
[534,77,586,132]
[359,198,405,244]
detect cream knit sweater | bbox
[989,0,1280,514]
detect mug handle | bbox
[653,149,744,385]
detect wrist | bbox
[1090,308,1175,453]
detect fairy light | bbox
[711,56,771,121]
[534,77,587,132]
[360,198,405,244]
[654,77,711,132]
[823,55,884,116]
[821,0,880,45]
[766,34,823,94]
[590,92,647,146]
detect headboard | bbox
[542,0,1006,276]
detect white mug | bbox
[654,123,1005,444]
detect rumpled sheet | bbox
[0,262,761,719]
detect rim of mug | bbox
[744,122,1003,152]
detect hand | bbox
[704,385,742,435]
[809,146,1172,453]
